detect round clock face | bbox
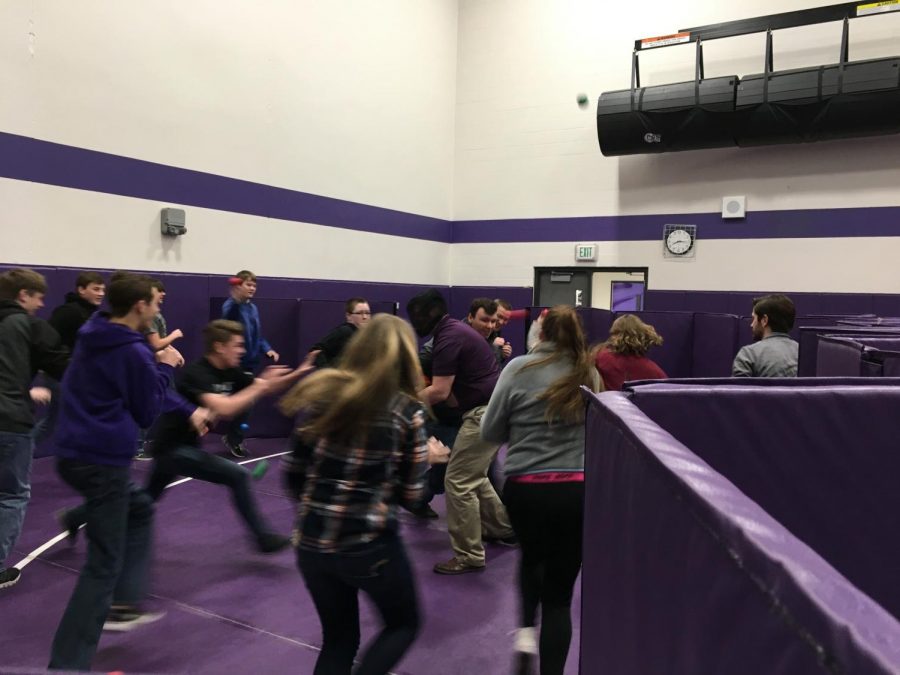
[665,228,693,255]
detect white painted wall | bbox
[452,0,900,292]
[0,1,457,282]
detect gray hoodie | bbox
[481,342,599,477]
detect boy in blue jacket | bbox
[49,274,206,671]
[221,270,278,457]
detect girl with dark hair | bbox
[279,314,448,675]
[481,306,601,675]
[594,314,667,391]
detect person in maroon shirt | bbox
[594,314,667,391]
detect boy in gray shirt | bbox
[732,294,799,377]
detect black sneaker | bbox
[257,533,291,554]
[223,437,249,459]
[484,534,519,547]
[0,568,21,589]
[56,509,79,546]
[407,503,439,520]
[103,607,166,632]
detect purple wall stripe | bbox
[0,132,452,243]
[452,207,900,243]
[5,130,900,245]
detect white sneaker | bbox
[103,608,166,632]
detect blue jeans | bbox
[298,533,420,675]
[0,432,34,569]
[49,459,154,671]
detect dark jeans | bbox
[49,459,154,671]
[146,445,271,540]
[0,432,33,569]
[298,533,420,675]
[66,445,273,543]
[503,481,584,675]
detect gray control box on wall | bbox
[161,208,186,236]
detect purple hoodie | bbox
[55,313,195,466]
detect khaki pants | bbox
[444,405,514,566]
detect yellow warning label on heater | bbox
[857,0,900,16]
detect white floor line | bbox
[15,451,289,571]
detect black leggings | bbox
[503,481,584,675]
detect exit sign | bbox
[575,243,597,262]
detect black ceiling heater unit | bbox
[597,2,900,156]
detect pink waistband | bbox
[507,471,584,484]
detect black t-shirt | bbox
[151,358,254,452]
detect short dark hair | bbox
[107,275,155,318]
[151,279,166,293]
[0,268,47,300]
[108,270,133,285]
[494,298,513,311]
[406,289,448,338]
[75,271,105,289]
[204,319,244,354]
[235,270,257,283]
[345,297,368,314]
[468,297,498,318]
[752,294,796,333]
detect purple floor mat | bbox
[0,438,581,674]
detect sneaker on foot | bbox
[134,449,152,461]
[0,568,21,589]
[56,509,79,546]
[223,437,249,459]
[257,533,290,554]
[433,557,485,575]
[407,503,439,519]
[103,607,166,632]
[484,534,519,547]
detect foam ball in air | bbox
[576,93,589,108]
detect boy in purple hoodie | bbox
[49,274,206,671]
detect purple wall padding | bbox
[628,384,900,622]
[798,326,900,376]
[576,308,613,346]
[691,313,740,377]
[626,377,900,389]
[815,336,866,376]
[582,391,900,675]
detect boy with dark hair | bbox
[0,269,69,590]
[49,271,106,351]
[310,297,371,367]
[221,270,278,457]
[48,274,204,669]
[732,294,799,377]
[491,298,514,363]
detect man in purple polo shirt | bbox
[406,290,516,575]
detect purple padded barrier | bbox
[624,311,694,377]
[863,349,900,378]
[798,326,900,376]
[627,384,900,621]
[576,308,613,346]
[691,313,740,377]
[852,337,900,349]
[815,336,866,376]
[582,391,900,675]
[625,376,900,389]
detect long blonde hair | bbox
[603,314,663,356]
[279,314,425,442]
[521,306,600,424]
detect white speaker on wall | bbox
[722,195,746,219]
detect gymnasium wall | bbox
[0,1,457,285]
[451,0,900,294]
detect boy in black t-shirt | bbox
[61,320,315,554]
[145,320,315,552]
